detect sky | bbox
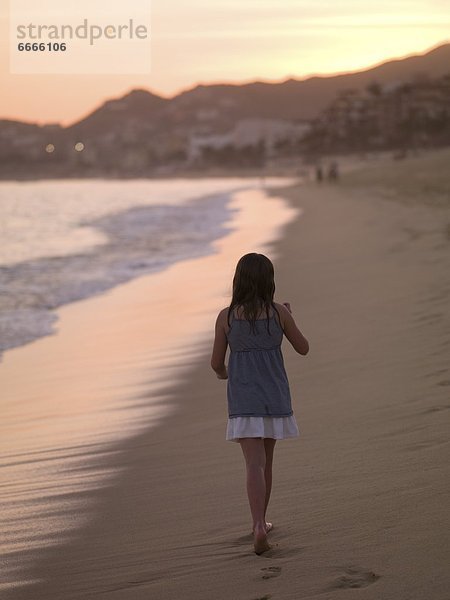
[1,0,449,125]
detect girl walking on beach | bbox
[211,253,309,555]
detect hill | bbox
[68,41,450,129]
[1,41,449,177]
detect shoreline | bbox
[0,146,446,183]
[5,168,450,598]
[1,183,298,594]
[0,177,296,359]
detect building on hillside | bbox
[187,118,311,162]
[188,131,235,162]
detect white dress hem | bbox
[226,415,300,443]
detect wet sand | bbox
[5,157,450,599]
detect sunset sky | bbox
[1,0,449,125]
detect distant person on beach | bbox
[211,253,309,555]
[327,160,339,182]
[315,164,323,182]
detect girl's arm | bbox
[276,302,309,355]
[211,308,229,379]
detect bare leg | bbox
[239,438,271,554]
[263,438,276,524]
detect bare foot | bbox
[252,522,273,535]
[253,525,271,555]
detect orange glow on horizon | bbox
[1,0,449,124]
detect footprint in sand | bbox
[328,565,380,590]
[423,404,450,413]
[437,379,450,387]
[261,566,282,580]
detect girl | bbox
[211,252,309,555]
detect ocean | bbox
[0,178,278,358]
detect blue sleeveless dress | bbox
[225,310,299,442]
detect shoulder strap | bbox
[271,302,284,333]
[227,306,235,327]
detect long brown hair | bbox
[228,253,279,332]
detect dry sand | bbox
[7,157,450,599]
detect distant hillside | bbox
[69,41,450,129]
[1,41,449,178]
[67,90,169,137]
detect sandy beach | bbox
[4,152,450,599]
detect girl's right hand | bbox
[283,302,292,313]
[216,366,228,380]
